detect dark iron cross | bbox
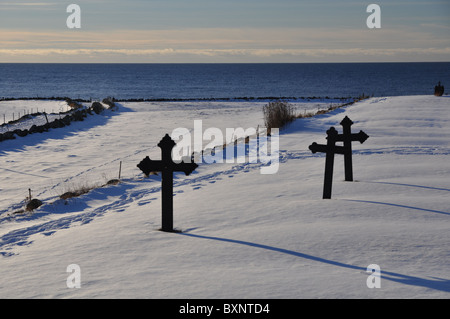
[137,134,198,232]
[336,116,369,181]
[309,117,369,199]
[309,127,344,199]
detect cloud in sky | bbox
[0,0,449,62]
[0,2,56,6]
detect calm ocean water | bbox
[0,63,449,100]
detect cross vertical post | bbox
[323,128,337,199]
[341,116,355,182]
[160,135,176,232]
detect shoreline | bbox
[0,95,356,103]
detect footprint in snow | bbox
[138,200,152,206]
[42,231,56,236]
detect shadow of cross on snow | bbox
[181,232,450,293]
[137,134,198,232]
[309,117,369,199]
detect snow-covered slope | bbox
[0,96,449,298]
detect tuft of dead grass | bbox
[59,180,100,200]
[262,100,295,131]
[26,198,43,211]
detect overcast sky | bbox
[0,0,449,63]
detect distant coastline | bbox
[0,96,356,102]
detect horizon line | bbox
[1,61,449,64]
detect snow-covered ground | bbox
[0,96,449,298]
[0,100,73,134]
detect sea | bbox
[0,62,449,100]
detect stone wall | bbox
[0,100,115,143]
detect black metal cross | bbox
[336,116,369,181]
[309,127,345,199]
[137,134,198,232]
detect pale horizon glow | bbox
[0,0,449,63]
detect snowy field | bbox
[0,100,72,134]
[0,96,449,299]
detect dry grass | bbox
[59,180,101,200]
[58,177,122,200]
[262,100,295,131]
[26,199,43,211]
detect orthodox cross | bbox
[336,116,369,181]
[137,134,198,232]
[309,127,345,199]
